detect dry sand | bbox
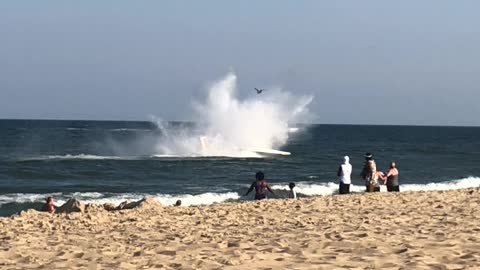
[1,188,479,270]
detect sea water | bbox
[0,73,479,216]
[1,120,480,216]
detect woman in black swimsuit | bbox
[245,171,275,200]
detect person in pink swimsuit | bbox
[245,171,275,200]
[42,197,56,213]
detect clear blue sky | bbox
[1,1,479,125]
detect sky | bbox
[0,1,479,126]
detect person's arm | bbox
[379,172,387,184]
[383,169,394,184]
[245,182,255,196]
[266,183,275,196]
[337,166,342,177]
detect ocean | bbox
[0,119,479,216]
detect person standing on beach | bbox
[337,156,352,194]
[245,171,275,200]
[361,153,379,192]
[384,161,400,192]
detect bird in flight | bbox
[254,88,266,94]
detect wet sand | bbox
[1,188,479,269]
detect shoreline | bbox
[1,176,479,218]
[1,187,479,269]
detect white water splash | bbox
[153,72,313,157]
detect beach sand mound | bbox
[1,188,480,269]
[116,197,162,210]
[56,198,85,213]
[55,197,163,214]
[102,203,116,211]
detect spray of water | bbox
[152,72,314,157]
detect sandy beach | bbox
[1,188,479,270]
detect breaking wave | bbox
[0,191,240,210]
[16,154,132,161]
[270,176,480,196]
[0,177,478,216]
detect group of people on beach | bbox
[244,152,400,200]
[338,152,400,194]
[42,153,400,212]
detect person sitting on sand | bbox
[245,171,275,200]
[337,156,352,194]
[384,161,400,192]
[288,182,297,199]
[361,153,379,192]
[42,197,56,213]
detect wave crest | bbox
[17,154,132,161]
[270,176,480,196]
[0,192,240,209]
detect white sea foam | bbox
[271,176,480,196]
[152,192,240,207]
[271,182,366,196]
[19,154,135,161]
[151,72,313,158]
[47,154,126,160]
[70,192,104,198]
[67,128,151,132]
[151,154,181,158]
[0,193,63,205]
[2,177,478,210]
[66,128,89,131]
[82,192,240,207]
[400,176,480,192]
[0,192,240,208]
[110,128,152,132]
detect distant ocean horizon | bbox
[2,118,480,128]
[0,119,479,216]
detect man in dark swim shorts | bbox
[245,171,275,200]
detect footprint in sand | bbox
[74,252,84,258]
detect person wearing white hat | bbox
[337,156,352,194]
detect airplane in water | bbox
[254,88,266,94]
[199,136,290,157]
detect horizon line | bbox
[0,117,478,128]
